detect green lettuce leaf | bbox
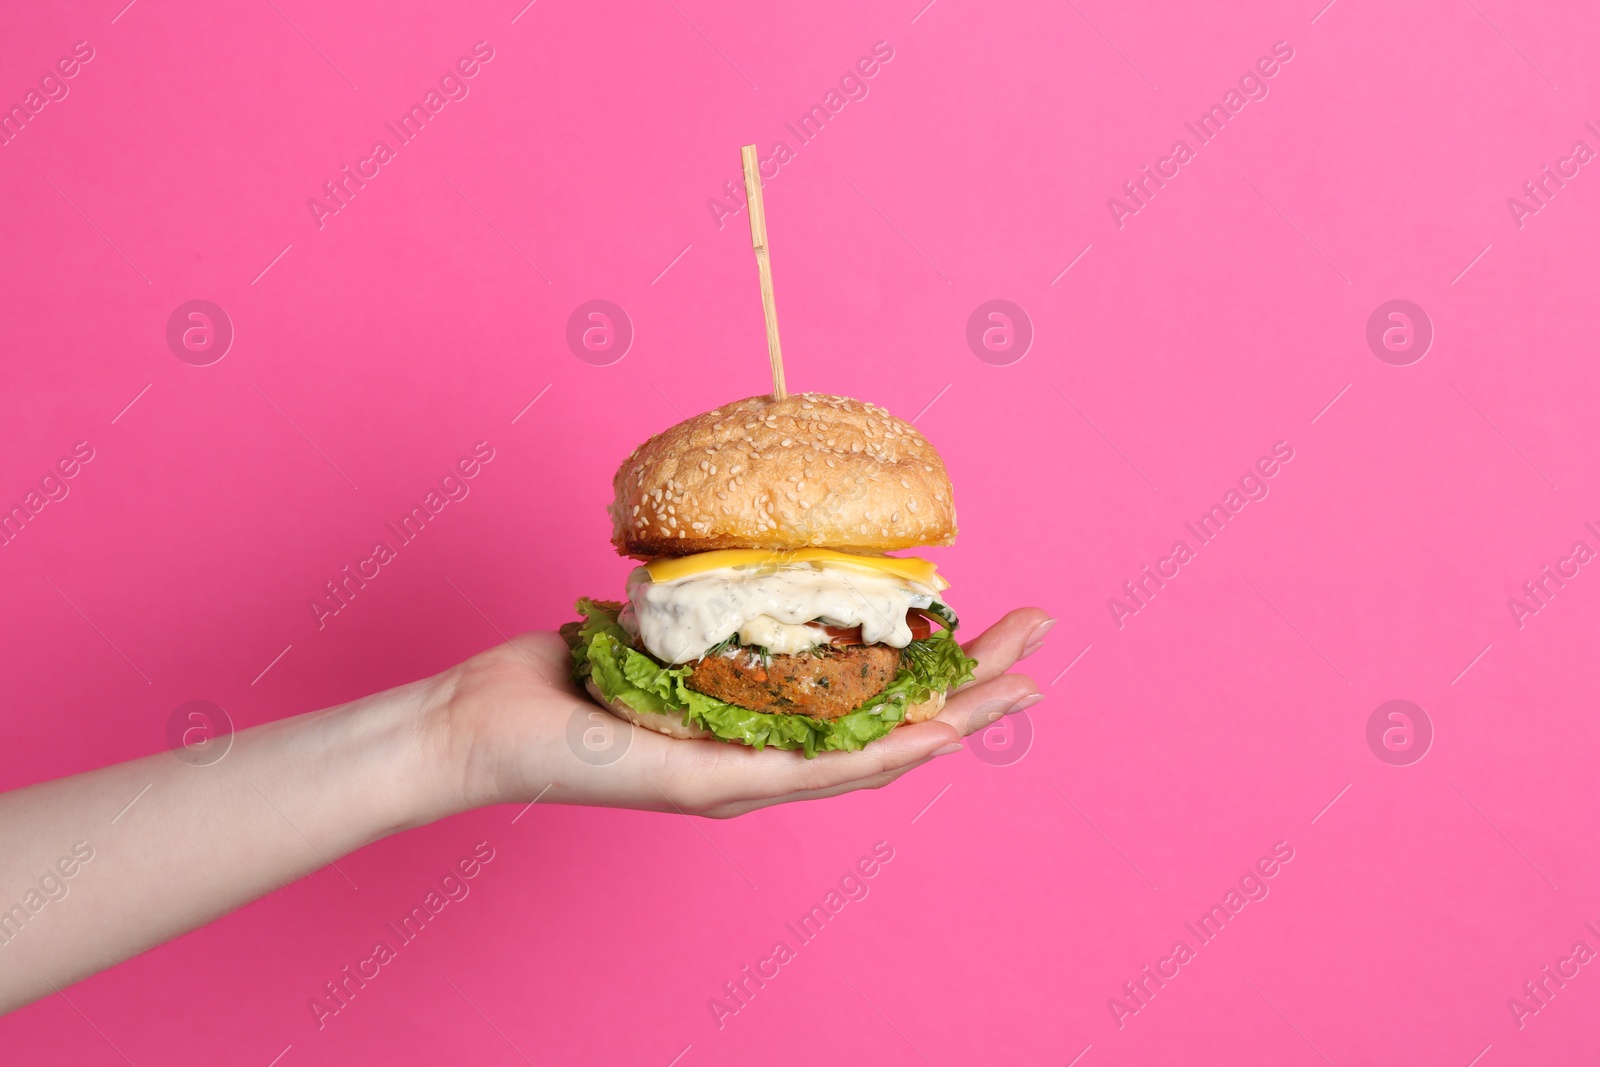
[565,597,978,758]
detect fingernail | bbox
[1021,618,1057,660]
[934,741,964,756]
[1008,693,1044,715]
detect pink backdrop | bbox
[3,0,1597,1063]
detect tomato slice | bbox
[821,610,937,646]
[820,624,863,645]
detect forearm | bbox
[0,673,461,1013]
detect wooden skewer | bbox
[740,144,787,400]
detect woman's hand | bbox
[0,603,1051,1012]
[427,608,1054,819]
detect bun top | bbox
[609,393,957,557]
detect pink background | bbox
[2,0,1598,1063]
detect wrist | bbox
[325,670,470,840]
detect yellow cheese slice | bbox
[645,548,946,589]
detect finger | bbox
[723,673,1047,812]
[659,717,963,810]
[718,610,1053,792]
[721,770,916,816]
[648,607,1052,811]
[934,673,1040,736]
[960,608,1054,687]
[715,748,951,816]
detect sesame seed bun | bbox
[609,393,957,557]
[584,679,947,741]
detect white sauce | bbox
[627,562,942,664]
[737,615,832,656]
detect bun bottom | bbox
[583,679,947,744]
[585,679,715,739]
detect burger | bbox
[562,392,976,757]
